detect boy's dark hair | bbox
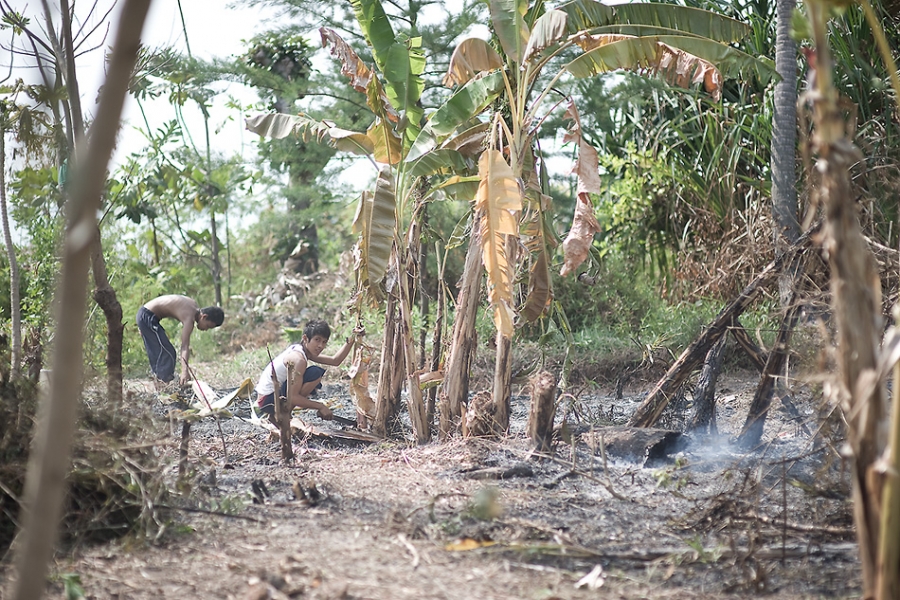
[304,319,331,340]
[201,306,225,327]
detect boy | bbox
[137,295,225,386]
[255,319,360,421]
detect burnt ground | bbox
[3,368,860,600]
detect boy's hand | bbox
[317,405,334,420]
[347,327,365,346]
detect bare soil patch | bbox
[2,368,859,600]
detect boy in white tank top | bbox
[254,319,361,420]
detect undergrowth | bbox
[0,381,175,559]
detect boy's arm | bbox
[291,394,333,419]
[312,331,361,367]
[178,319,196,385]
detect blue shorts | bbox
[136,306,176,382]
[256,365,326,418]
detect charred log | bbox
[688,334,727,434]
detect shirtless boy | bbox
[255,319,361,421]
[137,295,224,385]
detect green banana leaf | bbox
[406,72,505,162]
[557,0,749,44]
[350,0,425,147]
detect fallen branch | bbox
[466,539,858,564]
[731,512,854,536]
[531,451,631,502]
[156,504,265,523]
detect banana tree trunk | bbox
[427,248,445,427]
[878,359,900,600]
[440,225,483,438]
[807,1,884,594]
[373,290,400,438]
[492,238,517,433]
[398,253,430,444]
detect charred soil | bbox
[2,365,860,600]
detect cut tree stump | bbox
[178,421,191,482]
[527,371,557,452]
[463,391,496,438]
[277,363,294,462]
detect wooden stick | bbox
[281,363,295,462]
[876,332,900,599]
[177,421,191,482]
[266,345,293,462]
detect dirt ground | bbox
[2,367,861,600]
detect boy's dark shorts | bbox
[256,365,326,418]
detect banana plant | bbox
[435,0,776,434]
[247,0,504,443]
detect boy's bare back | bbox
[144,295,200,325]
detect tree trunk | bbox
[427,250,445,429]
[440,225,482,438]
[0,126,22,379]
[91,233,124,406]
[178,421,191,482]
[527,371,557,452]
[493,333,513,433]
[373,290,404,437]
[210,212,222,306]
[492,238,517,434]
[772,0,800,309]
[12,4,151,598]
[399,252,429,444]
[807,3,885,593]
[629,226,816,428]
[628,259,780,428]
[737,251,806,447]
[737,298,801,447]
[57,0,127,405]
[687,334,726,434]
[278,363,294,462]
[877,359,900,600]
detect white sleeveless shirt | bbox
[254,344,306,396]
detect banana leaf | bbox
[475,150,522,337]
[490,0,532,64]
